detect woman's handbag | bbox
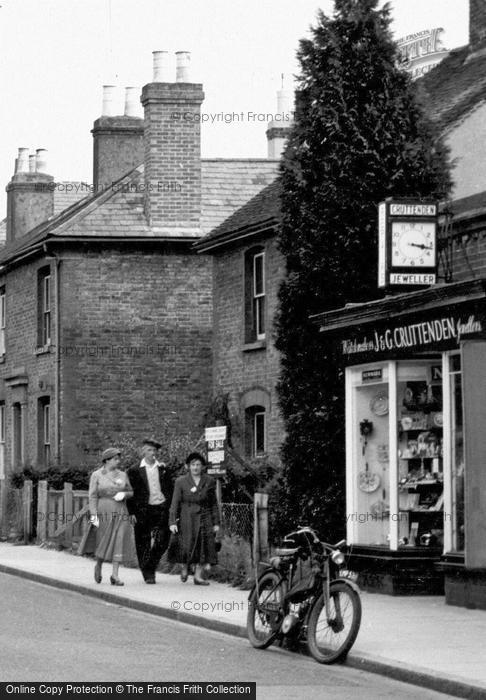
[167,531,182,562]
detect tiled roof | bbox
[0,159,279,265]
[420,45,486,131]
[53,182,91,214]
[450,190,486,217]
[201,159,278,234]
[195,179,281,252]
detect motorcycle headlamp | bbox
[331,550,345,566]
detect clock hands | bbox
[408,243,434,250]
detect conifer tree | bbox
[274,0,451,538]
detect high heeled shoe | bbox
[110,575,124,586]
[94,561,102,584]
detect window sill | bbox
[35,344,52,356]
[242,339,266,353]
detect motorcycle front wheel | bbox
[247,570,286,649]
[306,581,362,664]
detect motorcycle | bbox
[247,526,361,664]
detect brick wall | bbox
[0,256,56,474]
[58,244,213,466]
[449,230,486,282]
[212,233,285,466]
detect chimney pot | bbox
[152,51,170,82]
[29,154,36,172]
[36,148,48,173]
[16,147,30,173]
[101,85,118,116]
[175,51,191,82]
[124,87,141,117]
[277,89,292,115]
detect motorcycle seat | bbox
[274,547,299,556]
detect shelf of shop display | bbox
[399,479,442,488]
[403,507,443,512]
[400,456,442,461]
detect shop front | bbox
[313,279,486,606]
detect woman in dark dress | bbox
[169,452,220,585]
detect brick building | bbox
[195,181,284,465]
[0,51,278,476]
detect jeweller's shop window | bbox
[397,361,443,549]
[348,365,391,547]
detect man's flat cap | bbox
[143,438,162,449]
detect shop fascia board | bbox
[311,279,486,333]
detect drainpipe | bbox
[54,255,61,464]
[44,244,61,463]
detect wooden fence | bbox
[0,480,89,549]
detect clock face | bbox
[391,221,436,268]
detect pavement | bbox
[0,543,486,699]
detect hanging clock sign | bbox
[378,198,438,289]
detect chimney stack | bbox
[266,81,293,159]
[6,147,54,243]
[470,0,486,54]
[92,84,144,191]
[141,50,204,233]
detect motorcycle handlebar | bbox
[289,527,347,551]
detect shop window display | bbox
[397,366,444,548]
[347,361,445,549]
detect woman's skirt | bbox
[78,498,133,563]
[168,509,218,566]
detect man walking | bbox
[127,439,173,584]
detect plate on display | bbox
[433,412,443,427]
[370,392,389,416]
[401,416,413,431]
[358,471,381,493]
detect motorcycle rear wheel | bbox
[306,581,361,664]
[247,570,286,649]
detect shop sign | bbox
[389,203,436,216]
[207,467,227,476]
[431,365,442,381]
[205,426,227,441]
[341,314,484,358]
[389,273,436,286]
[362,369,382,382]
[207,449,225,464]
